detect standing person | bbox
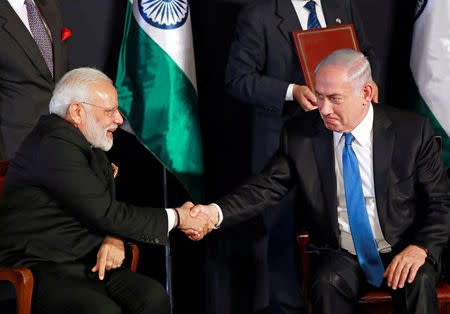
[193,49,450,314]
[0,0,69,159]
[220,0,377,313]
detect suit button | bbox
[154,238,159,244]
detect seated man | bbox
[190,49,450,314]
[0,68,212,314]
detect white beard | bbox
[84,114,115,151]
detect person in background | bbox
[0,0,69,159]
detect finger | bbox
[91,262,99,273]
[373,93,378,103]
[386,260,399,287]
[391,262,405,290]
[299,97,316,111]
[98,252,107,280]
[408,264,420,284]
[397,263,412,288]
[303,88,317,103]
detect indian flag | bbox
[410,0,450,167]
[115,0,204,200]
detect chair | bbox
[0,160,140,314]
[297,231,450,313]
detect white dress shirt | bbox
[7,0,52,39]
[333,104,391,254]
[286,0,327,101]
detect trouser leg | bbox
[106,267,170,314]
[391,261,439,314]
[307,249,367,314]
[30,263,122,314]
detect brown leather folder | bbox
[292,24,359,90]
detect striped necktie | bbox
[25,0,54,77]
[304,1,322,29]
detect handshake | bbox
[175,201,219,240]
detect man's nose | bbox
[114,109,124,125]
[318,99,332,115]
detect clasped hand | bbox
[176,202,219,241]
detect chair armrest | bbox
[127,243,139,272]
[0,267,33,314]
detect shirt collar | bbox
[8,0,26,11]
[333,103,374,147]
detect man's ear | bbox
[362,83,373,105]
[66,103,83,125]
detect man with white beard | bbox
[0,67,212,313]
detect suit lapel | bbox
[312,122,339,246]
[372,105,394,233]
[321,0,345,27]
[0,0,53,82]
[276,0,302,43]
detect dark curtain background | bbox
[52,1,417,313]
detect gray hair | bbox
[49,67,113,117]
[315,49,372,94]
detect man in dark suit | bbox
[222,1,377,313]
[192,49,450,314]
[0,0,68,159]
[0,68,212,313]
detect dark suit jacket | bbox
[0,0,68,159]
[225,0,376,171]
[0,114,168,267]
[217,105,450,262]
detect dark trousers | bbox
[29,262,170,314]
[307,248,439,314]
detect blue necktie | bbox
[342,133,385,287]
[304,1,322,29]
[25,0,54,77]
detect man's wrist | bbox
[211,203,223,228]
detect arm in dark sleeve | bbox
[410,118,450,261]
[217,127,297,226]
[225,5,290,114]
[349,0,378,82]
[36,136,169,245]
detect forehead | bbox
[88,81,117,102]
[315,65,350,94]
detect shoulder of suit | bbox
[283,109,323,135]
[375,103,427,127]
[241,0,276,15]
[33,114,91,149]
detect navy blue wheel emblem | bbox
[139,0,189,29]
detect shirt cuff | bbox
[166,208,176,233]
[211,203,223,228]
[285,83,295,101]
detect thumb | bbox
[190,206,200,217]
[91,263,99,272]
[182,201,194,209]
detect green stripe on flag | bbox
[116,1,204,201]
[409,72,450,168]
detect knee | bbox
[135,281,170,314]
[407,266,437,291]
[308,271,359,302]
